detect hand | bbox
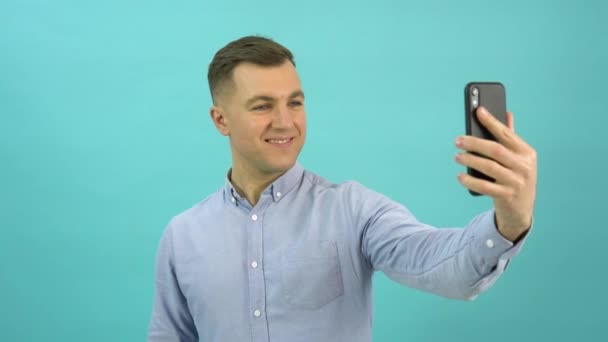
[454,106,537,242]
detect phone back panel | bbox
[464,82,507,196]
[465,82,507,141]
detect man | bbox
[148,36,537,342]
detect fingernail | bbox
[455,137,464,147]
[479,107,488,116]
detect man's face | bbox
[211,61,306,176]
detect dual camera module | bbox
[470,87,479,108]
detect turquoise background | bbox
[1,0,606,341]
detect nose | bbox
[272,103,294,129]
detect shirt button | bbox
[253,309,262,317]
[251,214,258,221]
[251,261,258,268]
[485,239,495,248]
[276,192,282,198]
[231,197,236,203]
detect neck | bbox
[230,162,287,207]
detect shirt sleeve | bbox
[148,220,198,342]
[349,181,532,301]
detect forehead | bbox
[231,61,301,99]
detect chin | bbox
[265,159,296,173]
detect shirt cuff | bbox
[472,208,532,263]
[464,209,533,299]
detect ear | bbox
[210,105,230,136]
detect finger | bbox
[507,111,515,132]
[457,172,512,198]
[455,135,523,172]
[476,107,522,151]
[455,152,519,186]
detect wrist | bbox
[494,214,531,242]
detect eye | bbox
[253,104,271,111]
[290,100,303,107]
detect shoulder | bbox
[301,168,363,191]
[162,187,224,236]
[313,173,408,216]
[300,168,385,205]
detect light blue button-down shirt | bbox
[148,162,529,342]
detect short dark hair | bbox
[207,35,296,104]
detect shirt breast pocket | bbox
[280,240,344,310]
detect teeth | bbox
[268,138,290,144]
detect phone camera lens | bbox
[472,99,478,107]
[472,87,479,96]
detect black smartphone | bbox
[464,82,508,196]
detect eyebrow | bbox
[244,90,305,108]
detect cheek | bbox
[297,114,307,133]
[234,118,267,145]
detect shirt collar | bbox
[223,162,304,206]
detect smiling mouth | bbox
[265,137,294,147]
[266,137,292,143]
